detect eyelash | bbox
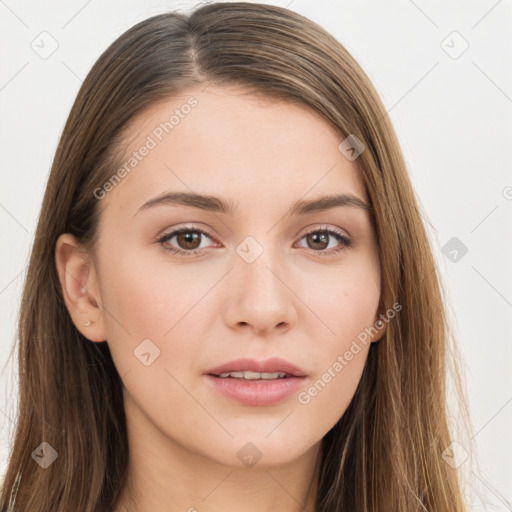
[156,225,353,258]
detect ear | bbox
[369,310,388,343]
[55,233,107,342]
[370,319,387,343]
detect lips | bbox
[204,357,308,406]
[206,357,307,378]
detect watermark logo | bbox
[441,441,469,468]
[31,31,59,59]
[338,134,365,161]
[442,236,468,263]
[134,338,161,366]
[236,236,264,264]
[236,442,262,468]
[31,441,58,468]
[441,31,469,60]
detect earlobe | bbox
[55,233,107,342]
[370,315,388,344]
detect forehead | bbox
[102,84,369,215]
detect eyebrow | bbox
[135,191,373,217]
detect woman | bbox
[0,2,474,511]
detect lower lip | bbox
[204,375,306,406]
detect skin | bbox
[55,84,385,512]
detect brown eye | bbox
[296,227,353,257]
[158,227,216,256]
[176,231,202,250]
[157,225,352,258]
[305,232,330,250]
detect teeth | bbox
[218,371,288,379]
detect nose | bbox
[223,244,298,336]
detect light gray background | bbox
[1,0,511,509]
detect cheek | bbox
[94,242,178,366]
[295,342,370,437]
[98,239,190,333]
[296,277,376,427]
[302,258,380,342]
[293,259,378,419]
[96,244,219,387]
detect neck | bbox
[115,402,321,512]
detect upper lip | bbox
[206,357,307,377]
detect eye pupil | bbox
[308,232,329,250]
[177,231,201,249]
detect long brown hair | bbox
[1,2,475,510]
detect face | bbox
[58,84,383,470]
